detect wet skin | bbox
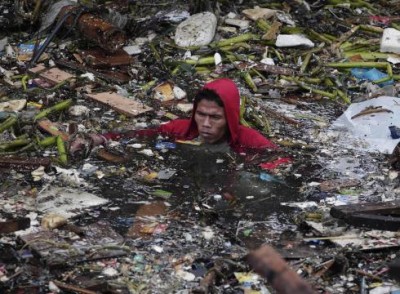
[194,100,228,144]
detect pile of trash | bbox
[1,0,400,293]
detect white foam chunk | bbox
[174,12,217,47]
[276,34,314,47]
[380,28,400,54]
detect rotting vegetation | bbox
[1,0,400,293]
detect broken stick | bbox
[351,106,393,119]
[52,280,97,294]
[246,245,315,294]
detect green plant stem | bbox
[307,29,332,44]
[0,115,18,133]
[0,139,31,151]
[34,99,73,121]
[337,89,351,104]
[241,72,257,92]
[239,96,251,127]
[57,136,68,165]
[256,19,270,32]
[300,52,312,73]
[324,62,388,69]
[211,33,259,48]
[38,136,57,148]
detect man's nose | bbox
[203,116,211,127]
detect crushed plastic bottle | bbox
[389,125,400,139]
[351,68,394,87]
[155,141,176,149]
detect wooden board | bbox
[79,48,133,67]
[86,92,153,117]
[331,200,400,217]
[55,58,131,84]
[0,156,51,171]
[330,200,400,231]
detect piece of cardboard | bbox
[28,63,47,74]
[86,92,153,117]
[37,119,70,141]
[39,67,74,84]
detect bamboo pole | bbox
[324,62,388,69]
[34,99,73,121]
[300,52,312,73]
[0,115,18,133]
[256,19,270,32]
[0,139,31,151]
[37,136,57,148]
[56,136,68,165]
[239,96,251,127]
[210,33,259,48]
[307,29,333,44]
[241,72,258,92]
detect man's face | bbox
[194,99,227,144]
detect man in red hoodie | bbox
[72,78,278,154]
[153,78,278,153]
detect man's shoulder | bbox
[159,119,191,135]
[236,126,277,149]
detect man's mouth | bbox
[200,131,212,138]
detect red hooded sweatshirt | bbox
[154,78,278,153]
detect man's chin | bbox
[200,134,216,144]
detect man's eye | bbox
[211,116,222,120]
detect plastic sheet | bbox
[330,96,400,154]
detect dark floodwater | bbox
[81,140,302,233]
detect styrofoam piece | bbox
[380,28,400,54]
[224,18,250,29]
[176,103,193,113]
[174,12,217,47]
[36,187,108,219]
[276,34,314,47]
[123,45,142,55]
[0,99,26,112]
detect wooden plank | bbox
[96,149,128,163]
[342,213,400,231]
[37,119,70,141]
[0,156,51,171]
[55,58,131,84]
[86,92,153,117]
[330,200,400,231]
[330,200,400,218]
[79,48,133,67]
